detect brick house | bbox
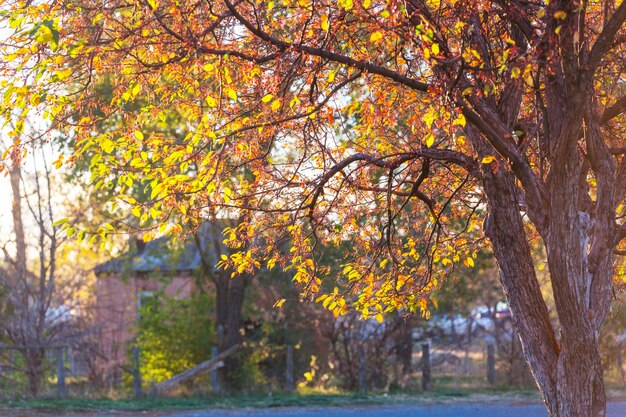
[93,223,226,379]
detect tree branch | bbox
[307,149,479,219]
[616,223,626,246]
[601,95,626,123]
[461,103,547,228]
[221,0,429,92]
[587,0,626,70]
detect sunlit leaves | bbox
[225,88,237,101]
[205,96,217,108]
[4,0,618,326]
[339,0,353,11]
[273,298,286,308]
[320,14,329,32]
[369,31,383,43]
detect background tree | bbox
[2,1,626,415]
[0,134,92,396]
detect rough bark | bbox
[481,165,559,416]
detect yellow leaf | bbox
[340,0,353,11]
[431,43,440,55]
[226,89,237,101]
[452,113,466,127]
[273,298,286,308]
[537,9,545,18]
[370,31,383,43]
[132,206,141,218]
[467,257,475,267]
[268,1,274,10]
[375,313,384,323]
[261,93,273,103]
[271,99,281,111]
[362,0,371,8]
[511,67,521,78]
[267,258,276,269]
[205,95,217,107]
[524,73,534,87]
[223,186,232,203]
[425,133,435,147]
[554,10,566,20]
[321,14,329,32]
[482,155,496,164]
[134,130,144,141]
[290,96,301,108]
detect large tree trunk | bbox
[212,272,250,390]
[475,96,616,415]
[194,226,252,391]
[483,169,609,416]
[480,166,560,415]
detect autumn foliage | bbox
[2,1,626,414]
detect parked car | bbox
[412,302,513,342]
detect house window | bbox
[137,291,158,321]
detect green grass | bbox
[0,388,545,414]
[2,394,380,413]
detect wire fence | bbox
[0,338,526,400]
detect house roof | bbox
[94,221,231,274]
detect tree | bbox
[0,136,91,396]
[2,1,626,415]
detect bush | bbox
[133,291,215,385]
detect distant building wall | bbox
[94,271,195,374]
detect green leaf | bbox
[52,218,69,226]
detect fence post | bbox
[285,344,294,392]
[56,347,66,398]
[487,343,496,387]
[618,341,625,386]
[421,342,431,391]
[132,346,143,398]
[211,346,221,395]
[358,344,366,393]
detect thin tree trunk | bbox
[9,163,26,285]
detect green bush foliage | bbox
[134,291,215,385]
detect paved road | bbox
[36,402,626,417]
